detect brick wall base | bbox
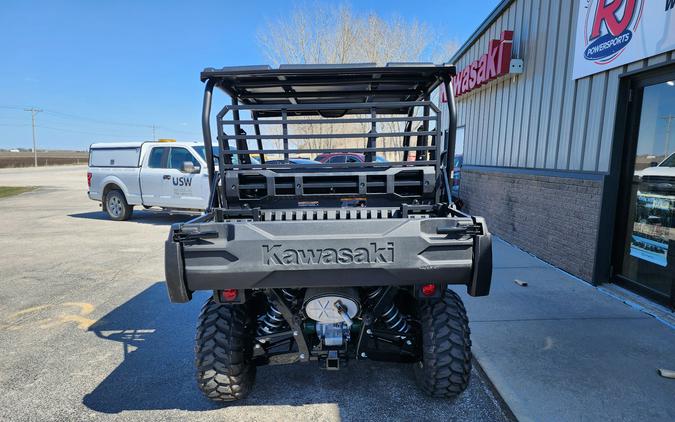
[459,168,603,282]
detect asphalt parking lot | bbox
[0,165,512,421]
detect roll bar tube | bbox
[443,77,457,196]
[202,79,216,190]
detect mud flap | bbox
[468,219,492,297]
[164,226,192,303]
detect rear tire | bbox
[414,290,472,398]
[195,298,256,402]
[104,190,133,221]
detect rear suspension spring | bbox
[381,303,410,333]
[257,304,286,336]
[257,289,300,336]
[367,287,410,334]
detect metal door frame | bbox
[607,62,675,309]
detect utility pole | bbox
[152,124,156,141]
[24,107,43,167]
[659,114,674,159]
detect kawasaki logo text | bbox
[262,243,395,265]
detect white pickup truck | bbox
[88,140,214,220]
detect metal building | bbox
[445,0,675,307]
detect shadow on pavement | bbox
[69,210,193,226]
[83,283,503,420]
[83,283,217,412]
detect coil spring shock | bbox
[381,303,410,333]
[257,289,299,336]
[281,288,297,302]
[367,287,384,300]
[367,287,410,334]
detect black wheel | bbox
[195,298,256,402]
[104,190,133,221]
[414,289,472,398]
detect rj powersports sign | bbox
[573,0,675,79]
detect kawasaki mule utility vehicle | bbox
[164,64,492,401]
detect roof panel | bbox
[200,64,455,116]
[278,63,377,69]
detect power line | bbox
[1,105,201,139]
[41,109,154,129]
[35,124,149,137]
[40,109,200,135]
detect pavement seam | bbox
[472,317,650,323]
[471,357,518,422]
[597,287,675,331]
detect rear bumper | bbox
[164,215,492,303]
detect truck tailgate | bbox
[165,214,492,302]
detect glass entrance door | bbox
[616,76,675,308]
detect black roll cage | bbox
[199,64,458,215]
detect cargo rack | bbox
[199,63,459,219]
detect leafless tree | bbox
[257,3,459,160]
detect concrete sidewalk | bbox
[454,238,675,422]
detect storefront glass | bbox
[453,126,464,198]
[619,80,675,301]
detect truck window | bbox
[660,152,675,167]
[148,147,168,168]
[169,147,199,169]
[193,146,227,165]
[194,146,261,165]
[89,147,140,167]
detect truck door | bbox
[140,146,207,209]
[162,147,207,209]
[140,146,172,207]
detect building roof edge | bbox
[447,0,516,65]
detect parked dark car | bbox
[315,153,388,163]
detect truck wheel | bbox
[414,289,472,398]
[195,298,256,402]
[105,190,133,221]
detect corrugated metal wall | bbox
[452,0,675,173]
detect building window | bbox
[453,126,465,198]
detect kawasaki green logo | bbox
[262,243,394,265]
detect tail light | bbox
[420,283,437,297]
[220,289,238,302]
[87,172,92,188]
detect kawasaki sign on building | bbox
[452,31,514,96]
[573,0,675,78]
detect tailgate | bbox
[165,214,492,302]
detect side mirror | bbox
[650,161,658,167]
[181,161,201,173]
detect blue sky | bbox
[0,0,500,150]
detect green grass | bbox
[0,186,35,199]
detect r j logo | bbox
[583,0,643,64]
